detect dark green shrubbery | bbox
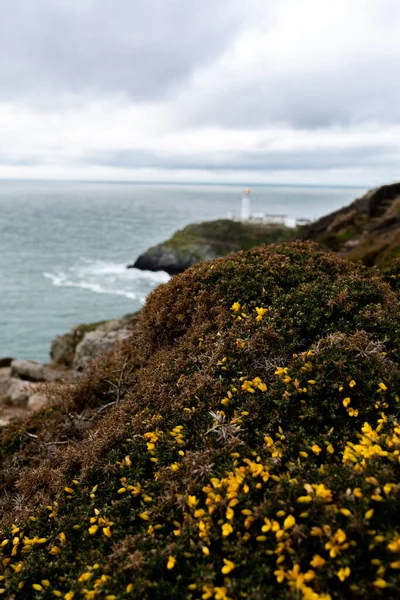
[1,242,400,599]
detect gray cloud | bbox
[81,141,400,172]
[182,56,400,130]
[0,0,253,102]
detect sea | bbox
[0,181,367,362]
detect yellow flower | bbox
[214,587,229,600]
[349,380,356,388]
[64,593,75,600]
[365,509,374,520]
[78,572,92,582]
[88,525,98,535]
[187,495,198,509]
[167,556,176,570]
[255,307,267,321]
[378,382,387,392]
[310,555,326,568]
[32,584,44,591]
[297,495,312,504]
[103,526,112,538]
[311,444,321,455]
[202,546,210,556]
[139,512,150,521]
[126,584,134,593]
[49,546,61,555]
[314,484,332,501]
[337,567,351,582]
[231,302,241,312]
[222,523,233,537]
[59,532,67,543]
[373,579,387,588]
[221,559,235,575]
[326,444,334,454]
[347,407,359,417]
[283,515,296,530]
[343,397,351,407]
[226,507,234,520]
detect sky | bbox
[1,0,400,186]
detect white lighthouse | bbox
[240,188,251,221]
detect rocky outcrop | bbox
[51,312,140,368]
[50,321,106,367]
[130,219,296,275]
[73,328,131,371]
[0,376,31,406]
[10,359,64,382]
[0,312,141,426]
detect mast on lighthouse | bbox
[241,189,251,221]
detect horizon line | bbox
[0,177,369,189]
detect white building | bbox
[230,189,312,228]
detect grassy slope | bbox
[1,243,400,599]
[146,220,298,260]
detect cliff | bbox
[130,219,297,274]
[1,242,400,598]
[301,182,400,266]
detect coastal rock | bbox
[10,359,64,382]
[0,376,31,406]
[51,312,141,368]
[130,219,296,275]
[73,329,131,371]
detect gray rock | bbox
[51,312,141,367]
[132,246,198,275]
[10,359,64,382]
[73,329,131,371]
[0,376,31,406]
[27,392,49,411]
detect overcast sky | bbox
[1,0,400,185]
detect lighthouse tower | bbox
[241,189,251,221]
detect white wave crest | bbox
[43,258,170,301]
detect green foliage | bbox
[1,242,400,599]
[154,219,297,260]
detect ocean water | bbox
[0,181,366,362]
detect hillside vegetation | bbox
[301,182,400,266]
[1,242,400,599]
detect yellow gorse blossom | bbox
[337,567,351,582]
[167,556,176,570]
[221,559,235,574]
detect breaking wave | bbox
[43,258,170,302]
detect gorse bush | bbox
[1,242,400,599]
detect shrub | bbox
[1,242,400,599]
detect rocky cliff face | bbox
[300,182,400,266]
[130,219,297,274]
